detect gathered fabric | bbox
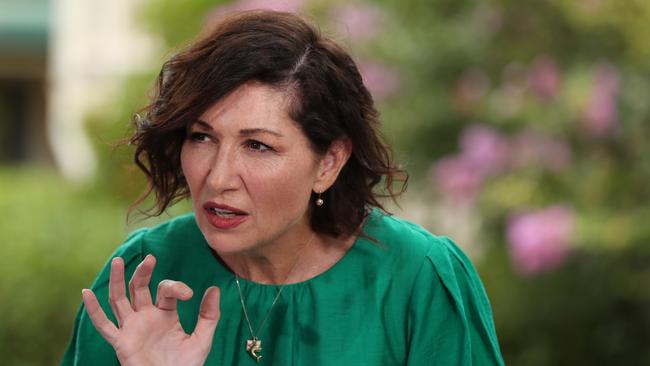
[62,208,504,366]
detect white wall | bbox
[47,0,158,181]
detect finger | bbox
[192,287,221,346]
[155,280,193,311]
[108,257,134,325]
[128,255,156,310]
[82,289,119,345]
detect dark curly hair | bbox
[130,10,407,238]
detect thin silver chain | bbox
[234,234,315,340]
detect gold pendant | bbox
[246,337,263,362]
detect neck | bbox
[220,230,317,285]
[218,231,357,285]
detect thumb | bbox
[192,287,221,346]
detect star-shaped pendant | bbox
[246,337,263,362]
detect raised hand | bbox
[82,255,220,366]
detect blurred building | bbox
[0,0,156,180]
[0,0,49,165]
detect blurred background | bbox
[1,0,649,364]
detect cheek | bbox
[241,155,316,211]
[180,144,209,197]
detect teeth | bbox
[211,208,237,217]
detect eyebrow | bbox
[239,128,283,138]
[192,120,213,131]
[192,120,283,138]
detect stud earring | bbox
[315,191,324,207]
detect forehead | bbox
[197,81,299,132]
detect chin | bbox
[204,236,243,255]
[200,228,255,256]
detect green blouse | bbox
[61,209,504,365]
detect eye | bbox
[245,139,271,152]
[187,132,210,143]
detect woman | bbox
[62,10,504,366]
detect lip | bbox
[202,202,249,230]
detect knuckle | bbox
[134,261,147,274]
[199,342,211,354]
[158,279,175,292]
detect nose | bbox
[205,146,242,194]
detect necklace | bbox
[234,234,315,362]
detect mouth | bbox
[208,207,244,217]
[203,202,247,215]
[202,202,248,229]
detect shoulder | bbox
[366,210,504,364]
[368,209,489,309]
[61,213,204,365]
[367,208,497,327]
[91,212,205,287]
[111,212,202,260]
[138,212,201,244]
[364,208,460,270]
[360,208,485,299]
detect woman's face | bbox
[181,82,323,255]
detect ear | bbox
[313,137,352,193]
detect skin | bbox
[82,81,353,365]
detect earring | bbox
[315,191,324,207]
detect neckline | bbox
[204,208,379,289]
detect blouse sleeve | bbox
[405,236,505,365]
[60,229,147,366]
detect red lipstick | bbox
[202,202,248,230]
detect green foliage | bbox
[0,167,190,365]
[0,168,125,365]
[85,71,157,203]
[4,0,648,364]
[138,0,230,48]
[480,244,650,365]
[372,2,649,362]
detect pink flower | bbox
[459,124,510,176]
[330,3,384,42]
[506,205,575,275]
[431,155,484,204]
[511,128,571,172]
[582,62,619,138]
[207,0,306,23]
[358,60,400,101]
[528,55,561,102]
[432,124,509,203]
